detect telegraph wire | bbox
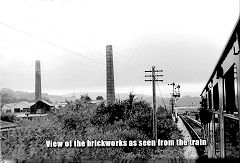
[114,51,138,65]
[1,39,91,67]
[116,43,155,65]
[23,15,106,62]
[1,18,157,98]
[0,22,104,65]
[157,81,166,109]
[21,15,155,70]
[0,22,140,79]
[0,24,145,98]
[0,39,105,79]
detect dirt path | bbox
[177,116,198,159]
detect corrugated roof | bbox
[4,103,16,108]
[41,100,54,106]
[31,100,54,107]
[13,101,32,108]
[2,101,34,109]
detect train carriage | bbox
[200,17,240,158]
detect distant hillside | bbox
[144,96,201,108]
[176,95,201,107]
[64,92,201,107]
[0,88,61,105]
[0,88,201,107]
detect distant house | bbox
[1,101,34,114]
[30,100,54,114]
[88,100,103,105]
[55,101,68,109]
[1,103,15,113]
[59,101,68,107]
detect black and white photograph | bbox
[0,0,240,162]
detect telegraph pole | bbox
[145,66,163,142]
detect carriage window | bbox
[224,65,237,114]
[208,89,212,110]
[213,83,219,111]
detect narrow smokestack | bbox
[35,60,42,101]
[106,45,115,104]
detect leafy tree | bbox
[96,96,104,101]
[0,88,17,107]
[80,94,91,102]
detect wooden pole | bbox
[219,76,225,158]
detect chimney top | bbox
[106,45,112,50]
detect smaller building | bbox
[1,103,15,113]
[1,101,34,114]
[55,101,68,109]
[88,100,103,105]
[30,100,54,114]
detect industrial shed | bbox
[1,101,34,114]
[30,100,54,114]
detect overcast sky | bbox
[0,0,239,97]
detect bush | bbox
[156,107,179,140]
[1,93,183,160]
[1,112,16,123]
[1,116,66,160]
[96,96,104,101]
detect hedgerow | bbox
[1,93,183,160]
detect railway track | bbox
[178,114,207,157]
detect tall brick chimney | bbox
[106,45,115,104]
[35,60,42,101]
